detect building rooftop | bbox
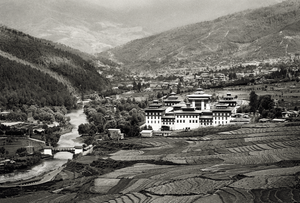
[174,109,202,114]
[162,116,175,119]
[199,116,213,119]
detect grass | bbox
[0,137,44,157]
[170,125,241,137]
[93,140,147,156]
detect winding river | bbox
[0,103,88,184]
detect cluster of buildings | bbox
[144,88,241,131]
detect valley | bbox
[2,0,300,202]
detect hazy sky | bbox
[86,0,152,9]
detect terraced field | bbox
[2,122,300,202]
[95,122,300,202]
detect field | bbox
[0,137,44,156]
[2,122,300,202]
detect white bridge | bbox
[43,146,83,156]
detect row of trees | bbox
[0,105,68,124]
[249,91,282,119]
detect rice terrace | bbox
[2,121,300,202]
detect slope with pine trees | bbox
[0,25,110,110]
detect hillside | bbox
[0,0,282,54]
[0,56,76,110]
[99,0,300,72]
[0,26,110,109]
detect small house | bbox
[140,130,153,137]
[43,146,53,156]
[272,118,286,123]
[108,129,124,140]
[74,146,83,154]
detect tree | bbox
[78,123,91,135]
[0,147,5,154]
[177,82,181,94]
[157,92,163,99]
[16,147,27,157]
[132,80,137,90]
[258,95,274,112]
[249,91,258,113]
[137,82,142,92]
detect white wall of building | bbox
[212,112,231,126]
[44,149,52,156]
[146,115,162,131]
[174,114,200,130]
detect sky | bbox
[86,0,151,9]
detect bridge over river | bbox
[43,146,83,156]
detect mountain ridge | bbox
[0,0,283,54]
[99,0,300,73]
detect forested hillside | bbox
[0,25,110,95]
[99,0,300,72]
[0,56,76,110]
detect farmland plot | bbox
[145,177,232,195]
[216,187,254,203]
[120,178,170,194]
[100,163,174,179]
[230,176,267,189]
[91,178,120,193]
[103,192,204,203]
[245,165,300,176]
[249,188,300,203]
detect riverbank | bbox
[0,103,88,185]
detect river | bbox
[0,103,88,184]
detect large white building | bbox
[145,88,238,131]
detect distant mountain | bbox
[0,25,110,109]
[0,0,150,54]
[99,0,300,73]
[0,0,282,54]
